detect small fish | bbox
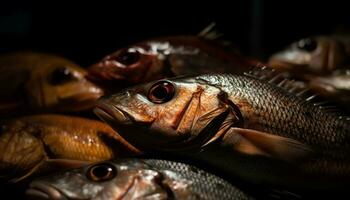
[26,159,253,200]
[87,34,256,92]
[95,71,350,192]
[268,36,350,74]
[0,114,140,183]
[0,52,104,116]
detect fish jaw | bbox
[26,181,68,200]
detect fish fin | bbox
[192,92,243,147]
[45,159,91,169]
[189,105,232,148]
[7,159,46,183]
[197,22,239,51]
[223,127,313,163]
[7,159,91,183]
[197,22,223,40]
[98,131,142,155]
[244,65,348,116]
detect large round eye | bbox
[297,38,317,52]
[50,67,74,85]
[115,49,140,66]
[86,163,117,182]
[148,81,175,104]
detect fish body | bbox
[87,36,256,92]
[26,159,253,200]
[269,36,350,75]
[0,114,140,182]
[0,52,103,116]
[308,70,350,104]
[95,72,350,192]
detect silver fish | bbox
[26,159,252,200]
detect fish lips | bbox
[26,181,68,200]
[94,101,133,126]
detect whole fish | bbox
[268,36,350,75]
[94,71,350,193]
[86,34,257,92]
[0,52,103,116]
[0,114,140,183]
[26,159,253,200]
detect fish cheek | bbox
[148,87,198,139]
[106,169,168,199]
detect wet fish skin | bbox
[308,70,350,102]
[95,73,350,191]
[0,52,104,116]
[26,159,253,200]
[87,36,256,92]
[0,114,140,183]
[269,36,350,75]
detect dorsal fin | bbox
[197,22,223,40]
[244,65,308,97]
[244,65,348,116]
[197,22,239,51]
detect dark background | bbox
[1,1,350,66]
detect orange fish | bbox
[0,114,140,183]
[0,52,104,116]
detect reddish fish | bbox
[87,35,257,92]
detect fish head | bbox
[26,160,169,200]
[87,44,166,91]
[26,56,104,112]
[95,76,240,151]
[269,36,348,74]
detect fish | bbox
[268,36,350,75]
[26,159,253,200]
[94,70,350,193]
[86,29,257,92]
[0,52,104,116]
[308,69,350,112]
[0,114,140,183]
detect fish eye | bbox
[50,67,74,85]
[115,49,140,66]
[86,163,117,182]
[148,81,175,104]
[297,38,317,52]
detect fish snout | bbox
[94,100,131,125]
[26,181,67,200]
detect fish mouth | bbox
[26,181,68,200]
[94,101,132,125]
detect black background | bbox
[1,1,350,67]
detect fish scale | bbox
[145,159,250,200]
[197,74,350,174]
[199,74,348,147]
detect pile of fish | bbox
[1,27,350,200]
